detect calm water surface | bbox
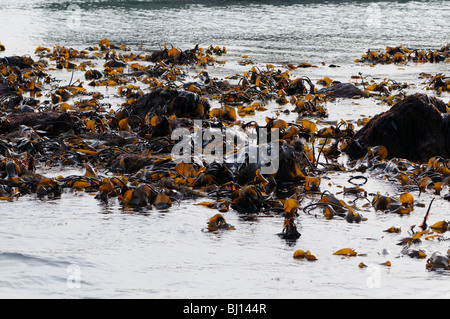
[0,0,449,299]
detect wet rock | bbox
[316,82,369,98]
[344,93,449,162]
[426,251,450,270]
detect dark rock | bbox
[316,82,369,98]
[344,93,450,162]
[4,96,39,110]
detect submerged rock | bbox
[344,93,450,162]
[316,82,369,98]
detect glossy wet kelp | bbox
[0,40,449,272]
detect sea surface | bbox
[0,0,449,299]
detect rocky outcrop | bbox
[344,93,450,162]
[316,82,369,98]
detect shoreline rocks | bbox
[344,93,450,162]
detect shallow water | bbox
[0,0,450,299]
[1,175,449,299]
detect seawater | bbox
[0,0,450,299]
[1,0,449,64]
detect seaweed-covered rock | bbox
[1,112,81,135]
[344,93,450,162]
[0,56,34,69]
[125,88,210,120]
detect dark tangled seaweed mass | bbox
[0,40,449,269]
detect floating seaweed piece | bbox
[371,193,413,214]
[304,175,321,192]
[293,249,317,261]
[207,213,235,231]
[383,226,401,233]
[277,196,301,240]
[95,177,120,202]
[429,220,449,233]
[209,105,237,122]
[120,184,154,208]
[231,185,265,214]
[406,249,427,259]
[333,248,358,256]
[153,192,172,210]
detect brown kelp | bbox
[1,39,450,273]
[356,44,450,65]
